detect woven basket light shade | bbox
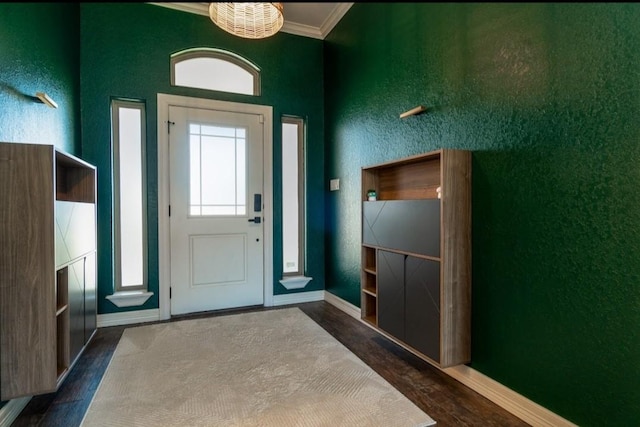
[209,3,284,39]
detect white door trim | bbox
[157,93,274,320]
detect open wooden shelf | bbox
[56,268,68,313]
[56,303,69,381]
[362,287,377,297]
[362,315,377,327]
[363,246,377,272]
[363,272,377,296]
[55,266,70,381]
[361,245,378,324]
[362,151,442,201]
[362,293,377,327]
[55,150,96,203]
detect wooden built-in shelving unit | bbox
[360,149,471,368]
[0,142,97,400]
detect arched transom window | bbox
[171,48,260,96]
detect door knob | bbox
[248,217,261,224]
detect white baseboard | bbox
[323,291,361,319]
[97,308,160,327]
[272,290,324,306]
[0,396,31,427]
[322,291,577,427]
[443,365,577,427]
[98,292,324,327]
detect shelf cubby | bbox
[55,150,96,203]
[361,245,378,323]
[55,267,70,380]
[362,273,377,296]
[362,293,377,326]
[363,245,377,273]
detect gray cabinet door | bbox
[363,200,440,257]
[405,256,441,363]
[377,250,406,340]
[55,201,96,269]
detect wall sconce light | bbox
[400,105,426,119]
[35,92,58,109]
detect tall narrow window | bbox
[282,117,305,276]
[111,100,147,291]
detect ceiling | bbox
[150,3,353,40]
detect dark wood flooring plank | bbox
[298,302,529,427]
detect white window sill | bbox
[279,276,313,290]
[106,291,154,308]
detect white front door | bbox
[168,105,264,315]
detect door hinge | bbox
[168,205,171,216]
[169,287,172,299]
[167,120,175,134]
[258,114,264,124]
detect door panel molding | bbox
[190,234,247,286]
[157,93,274,320]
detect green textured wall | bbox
[324,3,640,426]
[0,3,80,154]
[80,4,325,314]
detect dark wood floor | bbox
[13,301,530,427]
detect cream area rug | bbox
[80,307,436,427]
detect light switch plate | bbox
[330,179,340,191]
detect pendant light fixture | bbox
[209,3,284,39]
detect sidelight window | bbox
[282,117,305,276]
[111,100,147,291]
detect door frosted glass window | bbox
[189,123,247,216]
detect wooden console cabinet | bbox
[361,149,471,368]
[0,142,97,400]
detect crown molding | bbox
[149,2,209,17]
[148,2,353,40]
[281,21,323,40]
[319,2,353,39]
